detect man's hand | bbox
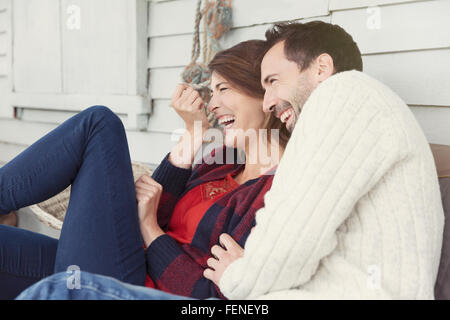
[203,233,244,287]
[135,174,165,247]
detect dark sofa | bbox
[431,144,450,300]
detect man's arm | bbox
[218,71,409,299]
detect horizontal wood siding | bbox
[0,118,176,167]
[331,0,450,54]
[1,0,449,168]
[0,0,11,118]
[329,0,431,11]
[13,0,62,94]
[362,48,450,106]
[146,0,450,158]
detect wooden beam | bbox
[9,92,151,130]
[10,92,151,114]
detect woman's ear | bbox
[316,53,335,83]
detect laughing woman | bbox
[0,40,290,300]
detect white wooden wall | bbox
[147,0,450,165]
[1,0,450,169]
[0,0,155,165]
[0,0,12,119]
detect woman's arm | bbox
[168,84,210,169]
[148,155,192,230]
[145,234,228,299]
[147,84,210,228]
[138,187,227,298]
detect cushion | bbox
[431,144,450,299]
[430,144,450,178]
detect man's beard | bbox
[291,75,315,117]
[271,74,316,133]
[287,75,316,132]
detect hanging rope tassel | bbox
[203,0,232,62]
[181,0,233,126]
[182,0,211,95]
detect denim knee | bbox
[83,105,118,120]
[82,105,124,130]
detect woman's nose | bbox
[207,96,219,113]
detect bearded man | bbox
[205,21,444,300]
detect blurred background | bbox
[0,0,449,171]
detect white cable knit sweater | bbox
[219,71,445,300]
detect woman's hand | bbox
[168,84,211,169]
[203,234,244,287]
[170,84,210,133]
[135,174,165,247]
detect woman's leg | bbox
[16,271,194,300]
[0,225,58,300]
[53,106,146,284]
[0,106,146,286]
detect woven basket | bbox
[28,161,153,231]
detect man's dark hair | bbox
[265,21,363,73]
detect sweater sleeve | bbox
[219,71,409,299]
[145,235,226,299]
[151,153,192,230]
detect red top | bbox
[144,173,240,288]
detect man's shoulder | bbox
[316,70,408,115]
[320,70,431,159]
[322,70,389,94]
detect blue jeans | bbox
[0,106,147,299]
[16,271,194,300]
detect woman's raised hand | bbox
[168,84,210,169]
[170,84,210,133]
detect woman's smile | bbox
[217,114,236,133]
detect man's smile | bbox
[279,107,294,124]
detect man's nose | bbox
[263,90,277,113]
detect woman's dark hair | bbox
[265,21,363,73]
[208,40,291,148]
[208,40,266,99]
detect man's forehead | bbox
[261,41,291,79]
[262,41,285,66]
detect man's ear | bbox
[315,53,335,83]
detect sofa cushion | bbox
[435,177,450,299]
[431,144,450,178]
[431,144,450,299]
